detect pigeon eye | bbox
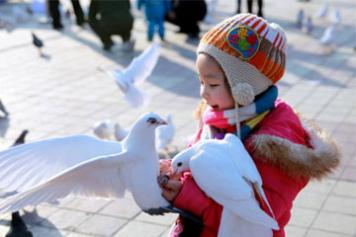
[147,117,157,124]
[177,162,182,167]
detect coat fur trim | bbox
[250,118,340,180]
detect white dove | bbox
[320,25,335,45]
[156,114,175,151]
[105,43,160,108]
[330,9,341,25]
[92,120,116,140]
[171,134,279,237]
[0,112,173,214]
[315,0,329,18]
[114,123,129,142]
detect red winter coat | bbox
[171,100,340,237]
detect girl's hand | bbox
[158,176,182,202]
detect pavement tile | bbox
[289,207,318,228]
[306,229,351,237]
[76,214,127,236]
[322,195,356,215]
[113,221,167,237]
[312,211,356,235]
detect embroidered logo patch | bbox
[226,26,260,60]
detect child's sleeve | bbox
[173,173,223,233]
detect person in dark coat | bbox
[88,0,134,51]
[47,0,85,30]
[165,0,207,38]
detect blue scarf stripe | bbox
[255,85,278,114]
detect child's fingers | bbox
[161,180,182,202]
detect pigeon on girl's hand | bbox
[102,43,160,108]
[0,112,199,221]
[172,134,279,237]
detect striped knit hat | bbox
[198,14,287,106]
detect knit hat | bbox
[197,14,287,106]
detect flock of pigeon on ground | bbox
[296,0,344,53]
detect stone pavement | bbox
[0,0,355,236]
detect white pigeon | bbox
[156,114,175,151]
[114,123,129,142]
[171,134,279,237]
[296,9,305,29]
[0,112,173,214]
[105,43,160,108]
[315,0,329,18]
[330,9,341,25]
[320,25,335,45]
[92,120,115,140]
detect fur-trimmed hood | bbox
[250,117,340,180]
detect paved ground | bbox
[0,0,355,236]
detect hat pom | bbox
[231,83,255,106]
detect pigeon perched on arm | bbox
[0,112,200,224]
[171,134,278,237]
[102,43,160,108]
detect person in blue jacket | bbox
[138,0,171,41]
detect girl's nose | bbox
[200,86,209,101]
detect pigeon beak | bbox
[158,119,167,125]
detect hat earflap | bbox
[231,82,255,106]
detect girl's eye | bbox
[209,84,219,87]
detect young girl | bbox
[160,13,340,237]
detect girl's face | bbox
[196,54,235,111]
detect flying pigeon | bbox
[4,130,33,237]
[92,120,115,140]
[0,99,9,117]
[296,9,305,29]
[315,0,329,18]
[171,134,279,237]
[103,43,160,108]
[31,32,44,56]
[156,114,175,151]
[0,112,199,221]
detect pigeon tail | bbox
[145,205,203,225]
[12,130,29,146]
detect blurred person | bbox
[165,0,207,39]
[47,0,85,30]
[236,0,264,17]
[138,0,172,42]
[88,0,134,51]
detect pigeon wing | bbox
[122,43,160,84]
[0,152,127,213]
[0,135,122,193]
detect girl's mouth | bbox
[211,105,219,110]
